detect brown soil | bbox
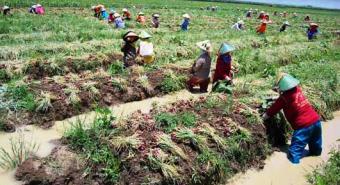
[2,68,185,129]
[16,146,101,185]
[16,95,271,185]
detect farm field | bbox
[0,0,339,184]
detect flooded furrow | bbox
[0,89,204,185]
[227,111,340,185]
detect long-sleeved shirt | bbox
[231,23,242,31]
[257,23,267,33]
[266,86,320,130]
[191,52,211,79]
[213,54,232,83]
[114,17,125,28]
[121,42,137,67]
[152,17,160,28]
[181,19,190,31]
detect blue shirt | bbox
[181,19,190,31]
[115,17,125,29]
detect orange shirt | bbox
[257,23,267,33]
[137,15,146,24]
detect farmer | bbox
[122,8,131,20]
[121,31,139,67]
[293,12,298,17]
[108,10,116,23]
[283,11,288,17]
[136,12,146,24]
[2,5,11,16]
[304,15,311,22]
[279,21,290,32]
[113,13,125,29]
[152,13,160,28]
[181,14,191,31]
[213,43,235,84]
[258,11,265,19]
[273,11,278,16]
[187,40,212,93]
[307,23,319,40]
[256,20,268,34]
[262,73,322,164]
[29,4,44,14]
[101,8,108,20]
[138,31,155,64]
[231,20,245,31]
[246,10,252,18]
[91,4,104,18]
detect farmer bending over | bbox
[121,31,139,67]
[213,43,235,84]
[2,6,11,16]
[152,14,160,28]
[122,8,131,20]
[187,40,212,93]
[279,21,290,32]
[181,14,190,31]
[263,73,322,164]
[138,31,155,64]
[113,13,125,29]
[231,20,245,31]
[91,5,104,18]
[307,23,319,40]
[29,4,44,14]
[108,10,116,23]
[136,12,146,24]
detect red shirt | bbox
[213,55,232,83]
[266,86,320,130]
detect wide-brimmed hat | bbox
[153,13,160,18]
[284,21,290,25]
[276,73,300,91]
[138,12,144,15]
[183,13,190,19]
[260,11,265,14]
[196,40,212,52]
[122,8,128,12]
[91,6,96,10]
[123,31,139,41]
[237,20,244,24]
[36,4,42,7]
[113,13,120,17]
[139,31,152,39]
[219,43,235,55]
[109,10,116,14]
[3,6,10,10]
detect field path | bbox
[227,111,340,185]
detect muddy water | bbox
[227,111,340,185]
[0,89,203,184]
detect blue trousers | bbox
[288,120,322,164]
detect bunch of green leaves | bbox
[155,111,197,132]
[64,109,120,183]
[307,149,340,185]
[0,135,39,170]
[5,82,36,111]
[108,61,125,76]
[160,72,186,93]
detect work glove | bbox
[262,113,270,120]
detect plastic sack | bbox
[140,42,154,56]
